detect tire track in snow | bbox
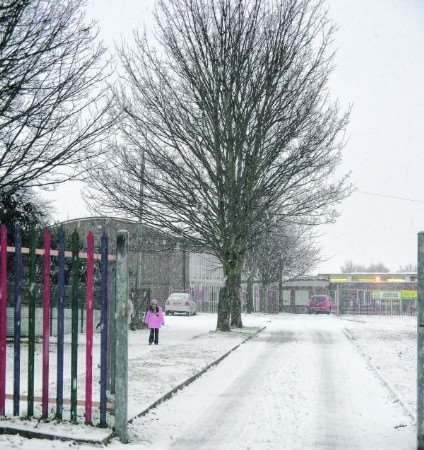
[169,329,298,449]
[313,330,361,450]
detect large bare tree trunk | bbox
[230,268,243,328]
[217,286,230,331]
[217,251,243,330]
[217,255,243,330]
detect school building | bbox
[58,216,224,311]
[281,272,417,315]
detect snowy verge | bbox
[0,419,110,445]
[340,315,416,423]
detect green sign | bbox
[400,290,417,300]
[372,290,400,300]
[372,290,416,301]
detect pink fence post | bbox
[42,228,51,418]
[85,232,94,424]
[0,226,7,416]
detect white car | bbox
[165,293,197,316]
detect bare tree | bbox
[366,262,390,273]
[247,221,319,312]
[397,264,417,273]
[87,0,349,331]
[0,0,114,194]
[340,261,390,273]
[340,261,360,273]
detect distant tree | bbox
[0,188,50,245]
[367,263,390,273]
[0,187,51,281]
[340,261,389,273]
[87,0,349,331]
[247,221,319,312]
[397,264,416,273]
[0,0,114,194]
[340,261,361,273]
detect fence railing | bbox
[0,224,127,434]
[333,288,416,316]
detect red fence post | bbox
[85,232,94,424]
[42,228,51,418]
[0,226,7,416]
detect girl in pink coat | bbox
[144,299,165,345]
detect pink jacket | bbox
[144,306,165,329]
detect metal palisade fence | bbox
[0,224,129,440]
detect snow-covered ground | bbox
[118,314,415,450]
[0,313,417,449]
[1,313,268,420]
[125,313,269,419]
[339,314,416,419]
[0,313,269,445]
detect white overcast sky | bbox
[44,0,424,273]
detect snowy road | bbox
[127,315,415,450]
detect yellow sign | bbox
[353,275,376,282]
[329,277,348,283]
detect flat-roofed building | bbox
[280,276,329,313]
[280,272,417,315]
[324,272,416,315]
[58,216,224,311]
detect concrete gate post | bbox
[115,231,129,443]
[417,232,424,449]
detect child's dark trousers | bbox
[149,328,159,345]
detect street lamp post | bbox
[133,143,145,328]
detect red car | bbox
[307,295,332,314]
